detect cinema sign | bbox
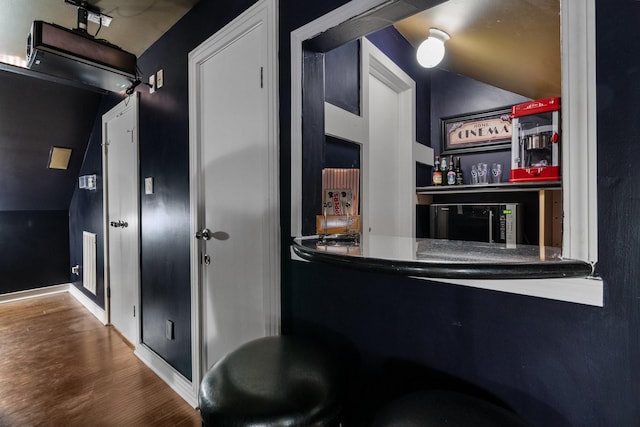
[441,106,512,154]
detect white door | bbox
[363,41,416,239]
[103,94,140,346]
[189,0,279,373]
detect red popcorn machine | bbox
[509,97,561,182]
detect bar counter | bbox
[292,236,593,280]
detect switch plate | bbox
[144,177,154,195]
[156,69,164,89]
[149,74,155,94]
[165,320,174,340]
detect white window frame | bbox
[290,0,601,306]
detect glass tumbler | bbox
[491,163,503,183]
[477,163,488,184]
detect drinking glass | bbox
[470,164,478,184]
[491,163,503,183]
[477,163,488,184]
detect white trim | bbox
[361,37,416,239]
[135,344,198,408]
[414,142,433,166]
[189,0,280,407]
[429,277,603,307]
[325,105,432,170]
[68,284,108,324]
[0,283,108,323]
[561,0,598,264]
[324,102,366,143]
[102,93,141,347]
[0,283,70,304]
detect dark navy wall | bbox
[0,210,70,294]
[325,40,361,115]
[0,69,101,294]
[69,94,121,308]
[283,1,640,427]
[430,70,530,184]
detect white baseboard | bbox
[0,283,70,304]
[135,344,199,408]
[0,283,108,324]
[68,284,108,324]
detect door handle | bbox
[195,228,211,240]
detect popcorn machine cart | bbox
[509,97,561,182]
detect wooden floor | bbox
[0,293,201,426]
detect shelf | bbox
[416,181,561,195]
[416,180,562,250]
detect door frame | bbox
[102,92,141,346]
[188,0,280,404]
[361,38,417,240]
[324,38,419,244]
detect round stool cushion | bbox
[372,390,532,427]
[199,336,344,427]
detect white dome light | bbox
[416,28,450,68]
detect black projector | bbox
[27,20,137,92]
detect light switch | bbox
[145,177,154,194]
[148,74,155,94]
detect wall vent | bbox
[82,231,97,295]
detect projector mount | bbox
[64,0,112,36]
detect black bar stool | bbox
[199,336,345,427]
[372,390,532,427]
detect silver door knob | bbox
[195,228,211,240]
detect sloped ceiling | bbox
[0,0,199,59]
[0,0,199,212]
[394,0,561,100]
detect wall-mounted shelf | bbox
[416,181,561,195]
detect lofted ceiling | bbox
[394,0,561,100]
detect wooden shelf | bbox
[416,181,561,195]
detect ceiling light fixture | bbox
[416,28,450,68]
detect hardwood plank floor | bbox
[0,293,201,426]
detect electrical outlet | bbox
[144,177,153,195]
[165,320,174,340]
[156,69,164,89]
[149,74,155,94]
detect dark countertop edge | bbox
[291,241,593,280]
